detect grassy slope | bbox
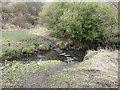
[48,50,118,88]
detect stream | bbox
[2,34,87,64]
[9,35,87,64]
[16,48,87,64]
[4,34,119,64]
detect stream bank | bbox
[2,49,118,88]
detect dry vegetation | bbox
[48,50,118,88]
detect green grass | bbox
[1,30,50,59]
[1,31,33,41]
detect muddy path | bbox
[22,62,78,88]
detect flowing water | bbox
[12,48,87,64]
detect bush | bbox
[3,48,21,57]
[38,44,50,50]
[40,2,117,43]
[22,46,35,54]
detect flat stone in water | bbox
[60,53,66,56]
[64,54,71,57]
[66,57,74,61]
[37,55,45,58]
[54,48,59,50]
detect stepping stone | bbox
[66,57,74,61]
[0,66,6,70]
[60,53,66,56]
[64,54,71,57]
[54,48,60,51]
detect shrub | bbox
[22,46,35,54]
[40,2,117,43]
[38,44,50,50]
[3,48,21,57]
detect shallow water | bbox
[14,48,87,64]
